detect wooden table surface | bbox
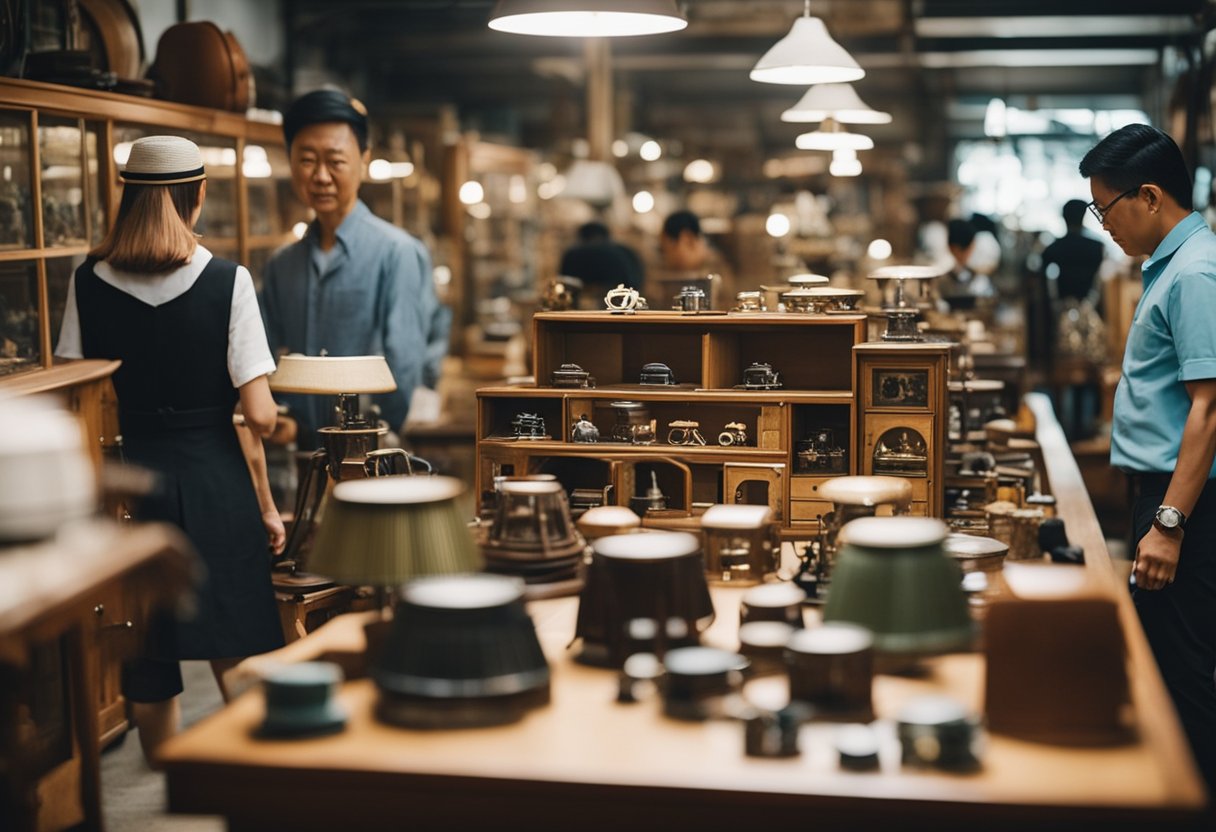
[160,395,1208,832]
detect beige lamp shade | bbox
[781,83,891,124]
[750,16,864,85]
[869,264,947,280]
[269,354,397,395]
[488,0,687,37]
[308,476,482,586]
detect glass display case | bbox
[0,78,292,379]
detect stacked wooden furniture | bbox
[476,312,949,536]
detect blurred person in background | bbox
[559,221,645,307]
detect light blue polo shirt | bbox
[1111,212,1216,475]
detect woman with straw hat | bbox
[55,135,285,764]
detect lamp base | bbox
[374,685,551,729]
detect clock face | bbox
[1158,507,1182,527]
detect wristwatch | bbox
[1154,505,1187,532]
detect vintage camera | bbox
[666,420,706,446]
[570,413,600,443]
[511,412,547,439]
[737,362,782,390]
[718,421,748,446]
[640,362,677,386]
[673,285,708,312]
[551,363,596,389]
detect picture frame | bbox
[871,368,929,408]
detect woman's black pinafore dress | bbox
[75,256,283,700]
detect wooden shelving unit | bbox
[477,311,873,537]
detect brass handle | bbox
[94,604,134,631]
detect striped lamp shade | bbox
[308,476,481,586]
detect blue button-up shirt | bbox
[260,200,444,445]
[1112,212,1216,474]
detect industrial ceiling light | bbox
[751,1,864,85]
[795,118,874,152]
[781,83,891,125]
[488,0,687,37]
[829,148,862,177]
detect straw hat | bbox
[120,135,206,185]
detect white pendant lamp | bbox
[488,0,687,37]
[559,159,625,207]
[781,83,891,124]
[796,118,873,152]
[829,149,862,177]
[750,2,864,85]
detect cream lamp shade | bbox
[750,15,864,85]
[781,83,891,124]
[869,264,948,280]
[488,0,687,37]
[795,118,874,152]
[560,159,626,208]
[308,476,482,586]
[269,354,397,395]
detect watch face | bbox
[1157,507,1182,528]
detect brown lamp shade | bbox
[574,531,714,668]
[308,476,481,586]
[269,354,397,395]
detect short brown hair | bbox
[89,180,202,272]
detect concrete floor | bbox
[100,661,224,832]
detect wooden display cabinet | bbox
[855,342,951,517]
[0,78,291,380]
[477,311,869,537]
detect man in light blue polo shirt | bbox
[1081,124,1216,790]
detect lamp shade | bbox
[488,0,687,37]
[372,573,550,728]
[795,118,874,152]
[750,16,864,85]
[560,159,626,208]
[269,354,397,395]
[308,476,481,585]
[824,517,972,657]
[781,83,891,124]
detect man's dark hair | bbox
[969,212,997,234]
[576,221,611,244]
[662,210,701,241]
[947,218,977,250]
[1062,199,1088,228]
[283,89,370,153]
[1079,123,1193,211]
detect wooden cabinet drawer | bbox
[790,476,840,500]
[789,499,833,522]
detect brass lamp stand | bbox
[268,354,398,592]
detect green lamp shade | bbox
[308,476,482,586]
[823,516,972,656]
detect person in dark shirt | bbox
[1041,199,1108,440]
[1042,199,1106,304]
[559,221,645,305]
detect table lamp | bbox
[823,516,972,664]
[867,265,945,341]
[307,476,482,590]
[269,353,397,482]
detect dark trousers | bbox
[1131,473,1216,792]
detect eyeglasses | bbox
[1087,186,1141,223]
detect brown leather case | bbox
[985,596,1134,745]
[149,21,252,112]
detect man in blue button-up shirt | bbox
[1081,124,1216,790]
[261,90,448,448]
